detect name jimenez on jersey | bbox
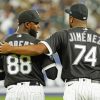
[69,32,100,45]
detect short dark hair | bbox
[65,3,88,20]
[18,9,41,25]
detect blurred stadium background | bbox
[0,0,100,100]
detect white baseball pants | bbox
[63,78,100,100]
[5,82,44,100]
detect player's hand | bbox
[0,42,12,54]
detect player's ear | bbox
[24,22,31,29]
[70,16,74,23]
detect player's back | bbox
[56,28,100,81]
[3,33,48,87]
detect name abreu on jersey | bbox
[69,32,100,45]
[8,41,34,46]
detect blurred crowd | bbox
[0,0,100,87]
[0,0,100,41]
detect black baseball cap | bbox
[18,9,42,25]
[65,3,88,20]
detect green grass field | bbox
[0,96,63,100]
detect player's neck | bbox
[16,25,28,34]
[72,19,87,28]
[72,24,87,28]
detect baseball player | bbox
[0,10,58,100]
[1,3,100,100]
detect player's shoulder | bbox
[67,27,96,33]
[66,27,80,32]
[55,29,68,33]
[5,33,40,43]
[53,29,68,36]
[5,33,32,39]
[57,28,74,34]
[87,28,99,35]
[5,33,16,41]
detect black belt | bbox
[29,81,41,86]
[66,78,100,83]
[14,81,41,86]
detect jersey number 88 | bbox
[7,55,32,75]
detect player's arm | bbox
[0,31,64,56]
[41,55,58,80]
[43,64,58,80]
[0,42,48,56]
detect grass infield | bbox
[0,96,63,100]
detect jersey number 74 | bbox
[73,44,97,67]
